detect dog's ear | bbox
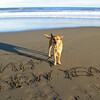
[51,33,54,38]
[60,36,63,39]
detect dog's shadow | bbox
[0,42,53,66]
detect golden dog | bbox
[43,33,63,65]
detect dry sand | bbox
[0,27,100,100]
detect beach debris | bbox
[74,96,80,100]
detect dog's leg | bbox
[53,50,57,65]
[58,52,61,65]
[48,39,52,57]
[48,46,52,57]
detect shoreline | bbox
[0,27,100,100]
[0,26,100,34]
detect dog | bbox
[43,33,63,65]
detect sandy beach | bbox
[0,27,100,100]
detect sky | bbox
[0,0,100,8]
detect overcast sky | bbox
[0,0,100,8]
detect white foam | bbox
[0,11,100,19]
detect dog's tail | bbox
[43,34,50,39]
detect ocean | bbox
[0,7,100,32]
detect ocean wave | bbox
[0,11,100,19]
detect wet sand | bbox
[0,27,100,100]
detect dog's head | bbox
[51,33,63,46]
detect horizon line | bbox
[0,6,100,8]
